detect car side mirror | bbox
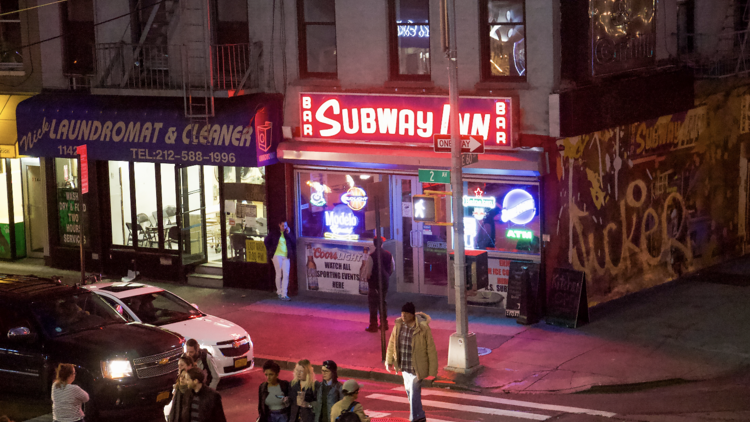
[192,303,200,310]
[8,326,34,340]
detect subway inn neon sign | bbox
[300,93,513,149]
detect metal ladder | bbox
[181,0,214,123]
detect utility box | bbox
[448,250,489,291]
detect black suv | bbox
[0,275,184,419]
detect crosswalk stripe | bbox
[391,387,616,418]
[367,393,550,420]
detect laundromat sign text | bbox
[300,93,513,148]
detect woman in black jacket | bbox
[258,360,291,422]
[289,359,317,422]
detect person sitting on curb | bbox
[330,380,370,422]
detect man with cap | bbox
[314,360,343,422]
[385,302,437,422]
[330,380,370,422]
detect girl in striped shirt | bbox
[51,363,89,422]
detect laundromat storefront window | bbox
[297,171,384,241]
[462,181,540,255]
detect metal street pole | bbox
[77,154,85,284]
[444,0,480,374]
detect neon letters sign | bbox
[397,21,429,38]
[463,196,495,208]
[507,229,533,240]
[300,93,513,148]
[325,204,360,240]
[500,189,536,225]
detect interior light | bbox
[359,175,371,180]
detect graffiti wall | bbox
[549,88,749,306]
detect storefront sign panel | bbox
[480,258,510,308]
[300,93,513,149]
[590,0,656,76]
[16,95,283,167]
[306,242,368,295]
[58,188,88,247]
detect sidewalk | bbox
[3,256,750,394]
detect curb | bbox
[254,356,477,391]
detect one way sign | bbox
[433,135,485,154]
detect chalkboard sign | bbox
[546,268,589,328]
[505,261,539,318]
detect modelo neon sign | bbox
[324,204,360,240]
[300,93,513,148]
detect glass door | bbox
[392,175,448,295]
[177,165,206,265]
[21,158,44,257]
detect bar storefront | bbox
[279,92,544,311]
[16,93,286,287]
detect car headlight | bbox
[101,360,133,379]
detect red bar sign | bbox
[76,145,88,194]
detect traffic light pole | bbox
[444,0,480,374]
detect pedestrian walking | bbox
[258,360,291,422]
[363,237,395,333]
[289,359,317,422]
[385,303,437,422]
[186,338,220,390]
[265,219,296,301]
[165,355,196,422]
[184,367,227,422]
[330,380,370,422]
[51,363,89,422]
[314,360,343,422]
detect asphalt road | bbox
[9,366,749,422]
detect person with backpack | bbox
[314,360,343,422]
[186,338,221,390]
[330,380,369,422]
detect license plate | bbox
[234,357,248,368]
[156,390,170,403]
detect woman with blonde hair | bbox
[51,363,89,422]
[289,359,317,422]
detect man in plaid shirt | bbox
[385,302,437,422]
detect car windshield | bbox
[122,291,201,326]
[30,292,126,337]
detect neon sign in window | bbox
[306,181,331,207]
[506,229,533,240]
[325,205,359,237]
[397,21,429,38]
[500,189,536,225]
[340,186,368,211]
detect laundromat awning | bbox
[15,93,283,167]
[0,94,32,158]
[277,141,545,177]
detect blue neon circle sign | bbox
[500,189,536,225]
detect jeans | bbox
[402,371,425,421]
[269,412,289,422]
[272,255,290,296]
[367,288,387,326]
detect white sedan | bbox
[84,282,253,379]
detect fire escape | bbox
[92,0,262,120]
[679,0,750,78]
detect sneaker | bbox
[281,296,291,301]
[365,326,378,333]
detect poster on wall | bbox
[304,242,369,295]
[58,188,88,247]
[475,258,510,308]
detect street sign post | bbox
[419,169,451,184]
[433,135,485,154]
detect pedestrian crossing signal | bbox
[412,194,450,224]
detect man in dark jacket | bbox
[364,236,394,332]
[264,219,297,301]
[185,367,227,422]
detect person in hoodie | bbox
[385,302,437,422]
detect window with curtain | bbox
[482,0,526,80]
[389,0,430,78]
[297,0,337,78]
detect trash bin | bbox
[448,249,489,291]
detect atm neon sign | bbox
[300,93,513,148]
